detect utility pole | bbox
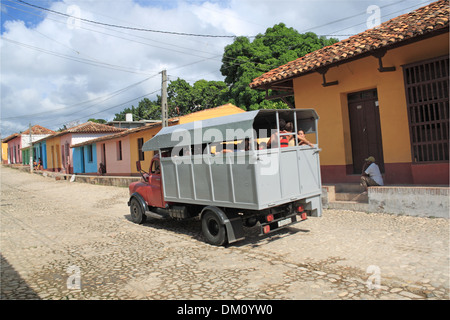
[161,69,168,128]
[29,123,33,173]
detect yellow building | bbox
[1,142,8,164]
[45,134,61,171]
[250,0,449,185]
[71,103,245,175]
[128,103,245,174]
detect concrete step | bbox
[335,192,368,203]
[326,200,369,212]
[334,183,364,193]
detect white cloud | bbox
[0,0,435,137]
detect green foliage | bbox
[88,118,107,124]
[167,78,229,116]
[113,23,338,120]
[114,98,161,121]
[221,23,337,110]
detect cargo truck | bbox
[128,109,322,246]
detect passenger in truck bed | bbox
[267,119,289,148]
[297,129,314,147]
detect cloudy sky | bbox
[0,0,436,137]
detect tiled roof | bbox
[70,103,244,148]
[22,125,56,135]
[53,121,126,138]
[70,120,178,148]
[2,125,55,143]
[249,0,449,89]
[2,133,20,143]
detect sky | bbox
[0,0,437,137]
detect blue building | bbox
[34,140,48,169]
[72,144,97,174]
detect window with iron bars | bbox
[402,55,449,163]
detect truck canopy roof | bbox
[142,108,318,152]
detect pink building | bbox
[3,133,21,164]
[2,125,55,164]
[52,122,125,174]
[71,124,152,175]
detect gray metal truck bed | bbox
[143,109,322,217]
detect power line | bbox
[1,37,157,75]
[12,0,359,39]
[3,2,225,61]
[15,0,237,38]
[2,74,159,120]
[12,88,162,134]
[2,0,436,134]
[325,0,434,36]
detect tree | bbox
[112,23,338,120]
[220,23,338,110]
[113,98,161,121]
[167,78,228,116]
[88,118,107,124]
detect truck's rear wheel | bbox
[201,210,227,246]
[129,197,147,224]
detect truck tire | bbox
[201,210,227,246]
[129,197,147,224]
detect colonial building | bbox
[250,0,449,185]
[71,103,245,175]
[2,125,55,165]
[44,121,125,173]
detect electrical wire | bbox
[2,74,159,120]
[1,37,159,75]
[15,0,237,38]
[11,88,162,134]
[1,0,436,134]
[2,2,225,62]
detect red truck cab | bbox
[129,155,165,221]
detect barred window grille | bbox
[403,55,449,163]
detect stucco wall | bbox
[292,32,449,184]
[103,137,131,174]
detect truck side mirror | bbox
[136,160,141,172]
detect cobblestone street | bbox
[1,166,449,300]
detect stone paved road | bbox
[1,166,449,300]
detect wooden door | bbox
[348,89,384,174]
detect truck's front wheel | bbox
[201,210,227,246]
[129,197,147,224]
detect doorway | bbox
[348,89,385,174]
[101,143,107,173]
[80,146,85,173]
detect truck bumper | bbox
[259,211,307,236]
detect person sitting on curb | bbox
[360,156,384,191]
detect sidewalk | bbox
[323,183,449,219]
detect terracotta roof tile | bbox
[2,133,20,143]
[53,121,126,138]
[70,103,243,148]
[250,0,449,89]
[22,125,56,135]
[70,120,178,148]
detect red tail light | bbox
[301,212,307,220]
[263,225,270,234]
[266,214,274,222]
[297,205,304,212]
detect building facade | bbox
[71,103,245,176]
[250,0,449,185]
